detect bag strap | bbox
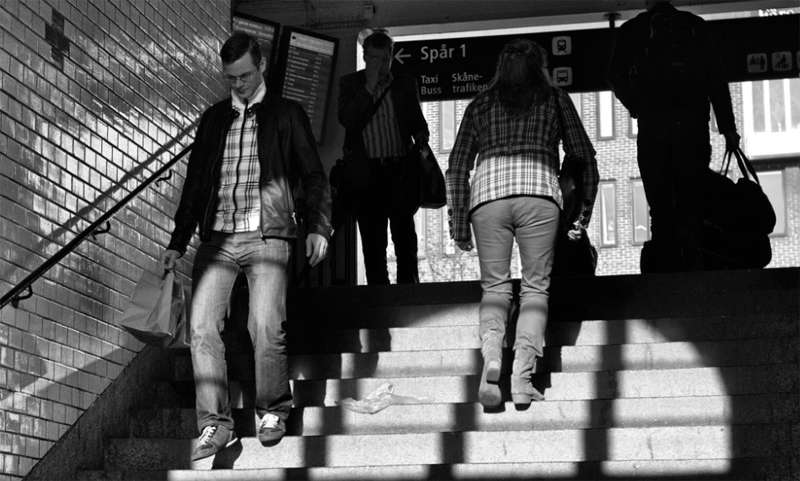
[720,147,760,185]
[358,81,393,133]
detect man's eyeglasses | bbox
[225,70,259,84]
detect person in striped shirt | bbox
[338,31,430,284]
[446,39,598,408]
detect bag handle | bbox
[720,147,760,185]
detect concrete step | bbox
[287,315,796,354]
[169,338,796,382]
[155,364,796,408]
[287,268,799,323]
[103,423,790,471]
[78,456,790,480]
[129,393,796,438]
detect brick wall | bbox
[0,1,229,478]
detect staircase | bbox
[78,268,799,480]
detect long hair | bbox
[487,39,551,114]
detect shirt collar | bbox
[231,81,267,113]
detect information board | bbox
[231,14,279,75]
[393,13,799,102]
[276,28,338,143]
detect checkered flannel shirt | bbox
[212,83,267,233]
[445,88,598,242]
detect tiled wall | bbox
[0,0,229,478]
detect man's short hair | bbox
[363,31,393,51]
[220,31,262,65]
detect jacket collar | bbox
[231,81,267,113]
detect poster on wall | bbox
[274,27,338,143]
[231,14,279,76]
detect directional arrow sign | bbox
[392,14,799,102]
[394,47,411,64]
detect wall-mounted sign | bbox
[394,14,799,102]
[274,27,338,143]
[232,14,279,76]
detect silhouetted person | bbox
[447,39,597,408]
[161,32,331,461]
[338,31,430,284]
[609,0,739,272]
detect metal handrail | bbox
[0,138,196,310]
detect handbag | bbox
[700,147,774,269]
[119,269,190,348]
[551,89,597,276]
[417,144,446,209]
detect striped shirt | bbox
[212,82,266,233]
[362,85,407,158]
[446,88,598,241]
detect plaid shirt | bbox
[212,83,267,233]
[446,88,598,241]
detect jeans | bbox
[190,231,292,431]
[471,196,559,357]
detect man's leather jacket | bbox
[167,94,332,255]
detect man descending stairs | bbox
[80,268,799,480]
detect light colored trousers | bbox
[190,231,292,432]
[470,196,560,357]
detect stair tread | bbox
[79,456,790,480]
[104,424,791,471]
[129,393,796,438]
[153,363,797,410]
[167,338,797,381]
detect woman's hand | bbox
[455,240,474,252]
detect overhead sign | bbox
[394,14,799,102]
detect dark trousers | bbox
[637,118,711,271]
[356,159,419,285]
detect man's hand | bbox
[161,249,181,271]
[306,233,328,267]
[366,70,392,95]
[455,240,473,252]
[723,131,741,152]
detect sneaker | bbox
[191,425,236,461]
[257,413,286,446]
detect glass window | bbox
[415,209,427,257]
[598,181,617,247]
[569,92,582,120]
[629,116,638,137]
[741,78,800,157]
[442,215,456,255]
[441,101,456,151]
[597,91,615,139]
[631,179,651,244]
[759,170,786,236]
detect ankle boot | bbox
[511,349,544,406]
[478,333,502,407]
